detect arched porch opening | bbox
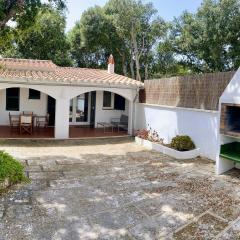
[68,90,131,138]
[0,87,56,138]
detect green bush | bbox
[170,135,195,151]
[0,151,28,185]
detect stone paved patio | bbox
[0,138,240,239]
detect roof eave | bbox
[0,77,143,90]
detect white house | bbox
[0,56,143,139]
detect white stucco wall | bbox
[134,103,219,161]
[0,88,47,125]
[94,91,129,127]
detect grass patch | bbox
[0,151,28,186]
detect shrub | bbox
[170,135,195,151]
[136,129,149,140]
[136,128,164,143]
[0,151,28,185]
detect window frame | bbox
[6,88,20,111]
[29,89,41,100]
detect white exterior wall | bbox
[94,91,129,128]
[135,103,219,161]
[0,88,47,125]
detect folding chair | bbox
[20,115,33,135]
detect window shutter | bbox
[114,94,125,110]
[29,89,41,99]
[103,91,112,108]
[6,88,20,111]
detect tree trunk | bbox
[130,55,135,79]
[121,54,127,76]
[131,30,141,81]
[144,62,148,80]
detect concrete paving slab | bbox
[0,138,240,239]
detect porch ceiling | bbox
[0,58,144,89]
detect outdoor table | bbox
[97,122,114,133]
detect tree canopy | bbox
[0,0,66,29]
[168,0,240,73]
[0,0,239,80]
[16,8,71,66]
[69,0,167,81]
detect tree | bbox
[169,0,240,72]
[68,6,130,75]
[139,17,167,79]
[13,8,71,66]
[105,0,165,81]
[69,0,166,80]
[0,0,66,29]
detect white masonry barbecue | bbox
[217,69,240,174]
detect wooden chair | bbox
[9,113,20,131]
[36,114,49,128]
[23,111,33,116]
[20,115,33,135]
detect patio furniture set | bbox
[97,114,128,133]
[9,112,49,135]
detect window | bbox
[69,93,89,123]
[114,94,125,110]
[76,93,89,122]
[103,91,113,109]
[29,89,41,99]
[6,88,20,111]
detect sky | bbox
[65,0,203,31]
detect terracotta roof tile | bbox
[0,58,143,88]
